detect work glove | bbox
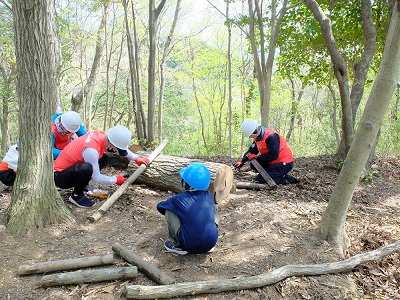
[116,175,127,185]
[135,157,150,166]
[247,154,258,161]
[233,161,244,169]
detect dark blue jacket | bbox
[157,191,218,254]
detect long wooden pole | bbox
[41,266,138,287]
[88,139,168,223]
[18,254,114,275]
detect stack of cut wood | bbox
[18,243,175,287]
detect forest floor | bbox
[0,154,400,300]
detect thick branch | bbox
[125,240,400,299]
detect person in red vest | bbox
[0,142,19,187]
[53,125,150,208]
[234,119,299,185]
[51,111,87,160]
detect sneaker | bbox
[207,246,215,253]
[285,174,299,184]
[164,240,188,255]
[68,194,95,208]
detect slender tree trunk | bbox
[103,2,111,131]
[248,0,288,127]
[227,2,233,158]
[286,79,302,141]
[7,0,74,234]
[71,3,108,112]
[158,0,181,143]
[316,1,400,254]
[0,60,14,155]
[147,0,167,145]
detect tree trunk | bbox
[71,4,107,113]
[316,1,400,254]
[147,0,167,145]
[6,0,74,234]
[158,0,181,144]
[127,153,233,203]
[125,240,400,299]
[0,60,14,155]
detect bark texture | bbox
[7,0,74,234]
[127,152,233,202]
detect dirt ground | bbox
[0,154,399,300]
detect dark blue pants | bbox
[0,169,16,186]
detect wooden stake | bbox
[41,266,138,287]
[88,139,168,223]
[18,254,114,276]
[250,160,277,189]
[112,242,175,285]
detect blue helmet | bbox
[179,163,211,191]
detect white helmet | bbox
[241,119,258,138]
[61,111,81,133]
[107,125,131,150]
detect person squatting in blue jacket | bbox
[157,163,219,255]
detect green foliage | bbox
[361,169,378,181]
[2,0,398,163]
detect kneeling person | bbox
[54,125,149,208]
[157,163,219,255]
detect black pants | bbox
[0,169,16,186]
[54,154,108,195]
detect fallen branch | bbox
[235,181,272,190]
[18,254,114,276]
[125,240,400,299]
[88,139,168,223]
[41,266,138,287]
[112,242,175,285]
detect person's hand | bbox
[233,161,244,169]
[135,157,150,166]
[116,175,127,185]
[247,154,258,161]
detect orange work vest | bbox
[255,127,293,164]
[54,130,107,172]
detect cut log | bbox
[88,140,168,223]
[127,153,233,203]
[112,242,175,285]
[234,181,273,190]
[41,266,138,287]
[18,254,114,276]
[125,240,400,299]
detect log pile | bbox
[18,242,176,287]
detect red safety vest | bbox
[0,161,10,171]
[54,130,107,172]
[255,128,293,164]
[52,122,74,150]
